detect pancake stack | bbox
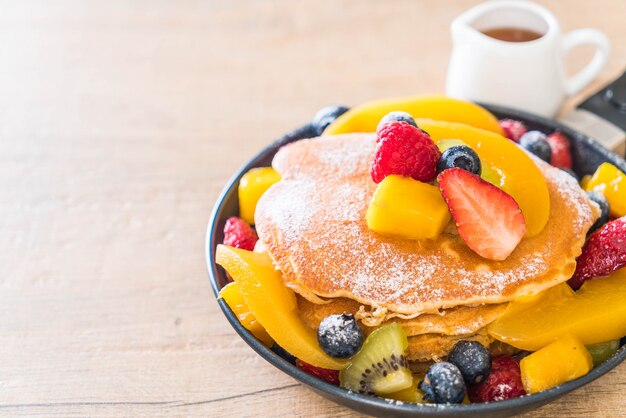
[254,134,599,364]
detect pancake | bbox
[406,330,493,362]
[297,294,507,337]
[255,134,599,315]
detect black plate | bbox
[206,103,626,418]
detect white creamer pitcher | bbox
[446,0,610,117]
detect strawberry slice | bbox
[438,168,527,261]
[568,217,626,289]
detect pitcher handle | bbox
[563,29,611,96]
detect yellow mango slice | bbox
[324,95,503,136]
[219,282,274,347]
[520,335,593,394]
[366,175,451,240]
[584,162,626,217]
[387,375,426,403]
[489,268,626,351]
[215,245,346,370]
[238,167,281,225]
[417,119,550,237]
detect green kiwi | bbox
[339,322,413,395]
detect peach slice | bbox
[323,95,503,136]
[216,245,347,370]
[417,119,550,237]
[219,282,274,347]
[489,268,626,351]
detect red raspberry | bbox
[296,359,340,386]
[499,119,527,143]
[568,216,626,289]
[468,356,525,403]
[223,216,258,251]
[371,121,441,184]
[546,131,573,169]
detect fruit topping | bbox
[568,216,626,289]
[339,323,413,395]
[489,268,626,351]
[387,376,426,403]
[219,282,274,347]
[586,191,610,234]
[312,105,349,136]
[519,335,592,394]
[323,95,504,136]
[296,359,340,386]
[216,245,346,370]
[498,119,527,143]
[238,167,281,225]
[437,168,527,261]
[468,356,525,403]
[519,130,552,163]
[376,111,417,132]
[419,119,550,237]
[436,145,482,176]
[546,131,573,169]
[447,341,491,385]
[419,362,466,404]
[584,162,626,218]
[366,175,451,240]
[223,217,258,251]
[317,314,364,358]
[371,121,441,184]
[586,340,620,366]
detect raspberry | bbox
[296,359,340,385]
[468,356,525,403]
[568,216,626,289]
[499,119,527,143]
[546,131,573,169]
[371,121,441,184]
[223,216,258,251]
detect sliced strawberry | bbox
[546,131,573,169]
[296,359,340,385]
[568,216,626,289]
[438,168,527,261]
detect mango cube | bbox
[366,175,451,240]
[585,162,626,217]
[238,167,281,225]
[520,335,592,394]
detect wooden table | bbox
[1,1,625,416]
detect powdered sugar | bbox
[255,134,598,314]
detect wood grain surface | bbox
[1,1,625,417]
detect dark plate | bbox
[206,103,626,418]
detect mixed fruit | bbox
[216,96,626,405]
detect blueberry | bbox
[519,131,552,162]
[317,314,364,358]
[587,191,610,234]
[419,362,466,404]
[376,111,417,131]
[447,341,491,385]
[437,145,482,175]
[312,105,349,136]
[271,343,297,365]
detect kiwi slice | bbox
[339,322,412,395]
